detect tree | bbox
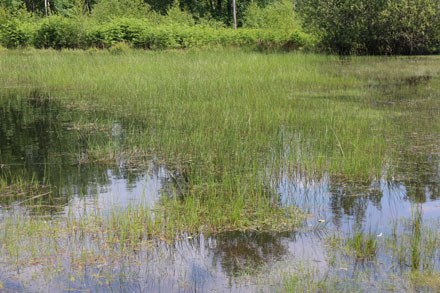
[297,0,440,55]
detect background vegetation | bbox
[298,0,440,55]
[1,0,440,54]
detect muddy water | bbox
[1,91,440,291]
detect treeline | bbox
[0,0,312,51]
[1,0,440,55]
[0,0,274,26]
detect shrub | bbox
[298,0,440,55]
[34,16,83,49]
[0,19,36,48]
[85,18,149,48]
[108,41,130,54]
[382,0,440,55]
[1,15,313,51]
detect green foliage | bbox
[0,19,35,47]
[195,14,226,29]
[4,0,434,55]
[382,0,440,55]
[85,18,149,48]
[298,0,440,55]
[298,0,383,54]
[0,13,312,51]
[1,0,437,55]
[164,0,194,26]
[34,16,82,49]
[91,0,151,21]
[62,0,90,18]
[108,41,130,54]
[345,231,378,259]
[243,0,297,30]
[52,0,77,16]
[84,17,312,50]
[0,0,25,12]
[0,1,32,24]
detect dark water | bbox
[0,92,170,215]
[1,91,440,291]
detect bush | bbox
[0,19,36,48]
[85,18,152,48]
[1,15,313,51]
[84,18,312,51]
[298,0,440,55]
[108,41,130,54]
[382,0,440,55]
[0,3,35,48]
[34,16,83,49]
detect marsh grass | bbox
[0,50,440,290]
[387,210,440,273]
[0,172,52,209]
[327,230,377,260]
[1,49,440,236]
[281,264,330,292]
[345,231,377,260]
[324,216,440,292]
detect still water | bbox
[0,91,439,291]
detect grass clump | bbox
[108,41,130,55]
[345,231,377,259]
[327,230,377,260]
[282,267,329,292]
[387,208,440,273]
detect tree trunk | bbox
[44,0,49,16]
[232,0,237,29]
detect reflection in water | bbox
[49,231,323,292]
[1,91,438,220]
[279,146,440,233]
[397,151,440,203]
[1,90,440,291]
[210,231,290,277]
[0,92,175,215]
[329,178,383,228]
[0,91,112,210]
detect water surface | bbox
[1,88,440,291]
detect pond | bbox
[1,54,440,292]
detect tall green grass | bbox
[2,50,440,231]
[0,49,440,291]
[1,50,440,239]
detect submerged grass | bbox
[327,230,377,262]
[323,216,440,292]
